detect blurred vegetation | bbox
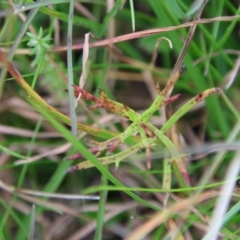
[0,0,240,239]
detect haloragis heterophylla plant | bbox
[66,73,219,185]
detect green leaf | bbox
[165,0,185,19]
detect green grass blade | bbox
[67,0,77,136]
[0,144,27,159]
[129,0,135,32]
[94,173,108,240]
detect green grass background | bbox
[0,0,240,239]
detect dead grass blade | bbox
[169,0,207,80]
[163,0,207,97]
[53,15,240,52]
[0,179,99,200]
[125,191,221,240]
[68,202,138,240]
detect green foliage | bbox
[26,27,51,67]
[0,0,240,239]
